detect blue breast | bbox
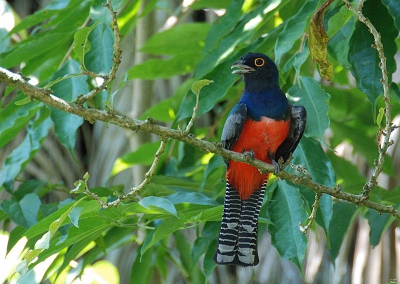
[239,88,290,121]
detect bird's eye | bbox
[254,58,265,67]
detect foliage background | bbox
[0,0,399,283]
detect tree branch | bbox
[1,67,400,218]
[342,0,396,198]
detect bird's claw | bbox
[269,154,280,174]
[243,150,255,159]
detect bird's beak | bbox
[231,60,255,75]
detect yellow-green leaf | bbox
[308,0,334,81]
[73,22,99,68]
[191,79,213,97]
[377,107,385,126]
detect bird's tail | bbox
[214,181,266,266]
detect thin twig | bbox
[75,0,122,105]
[183,89,200,135]
[342,0,395,198]
[299,192,322,234]
[100,137,168,208]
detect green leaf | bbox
[138,196,178,217]
[0,32,73,69]
[174,231,205,283]
[0,95,42,148]
[283,41,309,77]
[190,0,231,9]
[131,245,154,284]
[199,155,225,192]
[36,218,111,262]
[288,76,330,138]
[203,238,218,276]
[176,59,236,120]
[195,0,279,79]
[290,136,335,187]
[327,15,355,69]
[84,22,114,74]
[140,23,210,56]
[139,97,176,122]
[151,175,214,192]
[195,0,244,78]
[348,0,397,112]
[49,59,87,154]
[14,96,33,106]
[191,222,219,270]
[68,206,83,228]
[191,79,214,97]
[140,217,184,256]
[330,120,394,175]
[193,206,223,222]
[10,0,82,34]
[24,199,99,240]
[370,186,400,205]
[0,108,52,191]
[382,0,400,31]
[327,152,366,194]
[326,5,353,38]
[165,192,218,206]
[140,183,176,197]
[75,226,133,273]
[274,0,319,66]
[365,208,395,247]
[73,21,99,68]
[0,193,41,228]
[268,180,308,272]
[329,201,357,260]
[111,141,162,177]
[13,180,46,201]
[19,193,41,227]
[128,56,198,80]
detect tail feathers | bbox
[214,181,266,266]
[214,183,241,264]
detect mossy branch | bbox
[1,67,400,218]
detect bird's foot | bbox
[269,154,280,175]
[243,150,255,159]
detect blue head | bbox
[232,52,279,92]
[231,52,289,120]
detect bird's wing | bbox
[275,105,307,163]
[221,103,247,151]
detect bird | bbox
[214,52,307,266]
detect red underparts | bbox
[227,117,291,200]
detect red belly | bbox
[227,117,291,199]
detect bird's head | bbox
[231,52,279,87]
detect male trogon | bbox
[214,52,307,266]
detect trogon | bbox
[214,52,307,266]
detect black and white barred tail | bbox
[214,181,266,266]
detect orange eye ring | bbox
[254,58,265,67]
